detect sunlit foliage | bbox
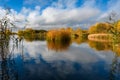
[47,29,71,41]
[66,27,73,33]
[88,23,113,34]
[116,20,120,30]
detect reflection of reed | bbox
[0,34,18,80]
[108,42,120,80]
[47,39,71,52]
[88,41,113,51]
[46,29,72,52]
[88,40,120,56]
[109,55,120,80]
[88,40,120,80]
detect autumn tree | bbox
[66,27,73,33]
[114,20,120,32]
[88,23,112,34]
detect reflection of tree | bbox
[0,34,18,80]
[47,39,72,52]
[72,36,88,44]
[109,55,120,80]
[109,44,120,80]
[20,34,46,42]
[87,40,120,80]
[88,41,113,51]
[18,36,25,61]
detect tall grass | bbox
[47,29,71,41]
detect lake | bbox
[0,36,120,80]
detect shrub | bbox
[47,29,71,41]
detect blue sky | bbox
[0,0,109,12]
[0,0,120,29]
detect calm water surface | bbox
[0,36,120,80]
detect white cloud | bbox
[0,7,6,19]
[19,0,100,29]
[1,0,120,29]
[13,40,114,65]
[3,0,120,29]
[42,7,99,24]
[0,0,101,29]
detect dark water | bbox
[0,36,120,80]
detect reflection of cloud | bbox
[14,41,114,65]
[24,61,79,80]
[23,60,111,80]
[12,40,116,80]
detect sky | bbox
[0,0,120,29]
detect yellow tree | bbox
[89,23,112,34]
[116,20,120,32]
[66,27,73,33]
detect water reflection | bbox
[109,43,120,80]
[88,41,113,51]
[17,35,120,80]
[20,34,46,42]
[0,34,18,80]
[72,36,88,44]
[18,40,115,80]
[88,40,120,57]
[46,36,88,51]
[88,40,120,80]
[110,55,120,80]
[47,40,72,52]
[1,34,120,80]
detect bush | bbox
[47,29,71,41]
